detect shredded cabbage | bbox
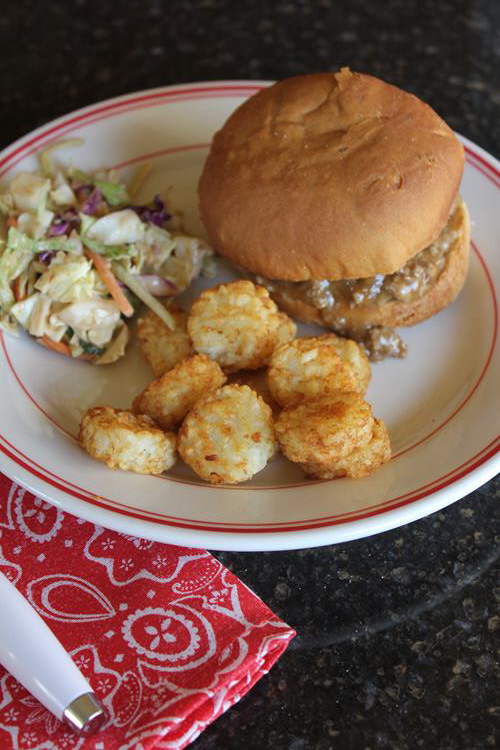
[0,193,15,215]
[39,138,84,177]
[28,293,52,337]
[9,172,50,214]
[82,236,135,260]
[86,209,145,245]
[16,213,38,238]
[34,256,94,302]
[6,227,75,254]
[96,322,129,364]
[111,263,174,329]
[0,233,36,312]
[72,168,129,206]
[35,180,54,236]
[155,235,211,292]
[50,183,76,207]
[79,213,95,236]
[0,147,213,362]
[141,224,176,271]
[55,299,121,331]
[10,293,39,328]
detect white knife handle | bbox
[0,571,106,735]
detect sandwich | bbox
[198,68,470,359]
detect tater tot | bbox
[178,384,277,484]
[228,369,281,415]
[79,406,177,474]
[302,418,391,479]
[275,311,297,348]
[133,354,226,431]
[274,392,374,474]
[268,334,371,407]
[187,280,294,372]
[137,306,193,377]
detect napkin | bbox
[0,476,295,750]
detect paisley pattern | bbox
[14,491,63,544]
[83,527,217,587]
[0,476,295,749]
[26,575,116,623]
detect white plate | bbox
[0,81,498,551]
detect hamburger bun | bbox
[199,68,465,282]
[198,69,470,357]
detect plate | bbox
[0,81,498,551]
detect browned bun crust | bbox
[199,69,465,281]
[270,200,470,329]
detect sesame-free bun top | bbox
[198,69,465,281]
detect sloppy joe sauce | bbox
[252,199,462,361]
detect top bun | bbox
[198,69,465,281]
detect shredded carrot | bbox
[39,335,72,357]
[84,248,134,317]
[12,276,26,302]
[6,216,17,228]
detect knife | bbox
[0,570,107,735]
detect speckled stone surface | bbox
[0,0,499,157]
[0,1,498,748]
[207,481,499,750]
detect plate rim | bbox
[1,445,498,551]
[0,80,498,551]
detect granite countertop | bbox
[0,1,498,748]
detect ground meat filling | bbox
[252,199,462,361]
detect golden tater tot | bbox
[302,418,391,479]
[228,369,281,415]
[79,406,177,475]
[268,334,371,407]
[275,311,297,348]
[178,384,277,484]
[137,306,193,377]
[274,392,374,473]
[187,280,295,372]
[133,354,226,431]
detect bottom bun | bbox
[267,199,470,333]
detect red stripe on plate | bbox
[0,85,263,171]
[2,235,495,484]
[0,83,498,533]
[1,436,497,532]
[1,432,498,528]
[464,145,500,183]
[392,241,498,459]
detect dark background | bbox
[1,2,499,749]
[1,0,499,158]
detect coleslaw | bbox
[0,140,214,364]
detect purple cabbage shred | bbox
[48,209,80,236]
[48,221,70,236]
[81,187,103,215]
[128,194,171,227]
[74,185,93,202]
[38,251,55,263]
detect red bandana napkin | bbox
[0,476,295,749]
